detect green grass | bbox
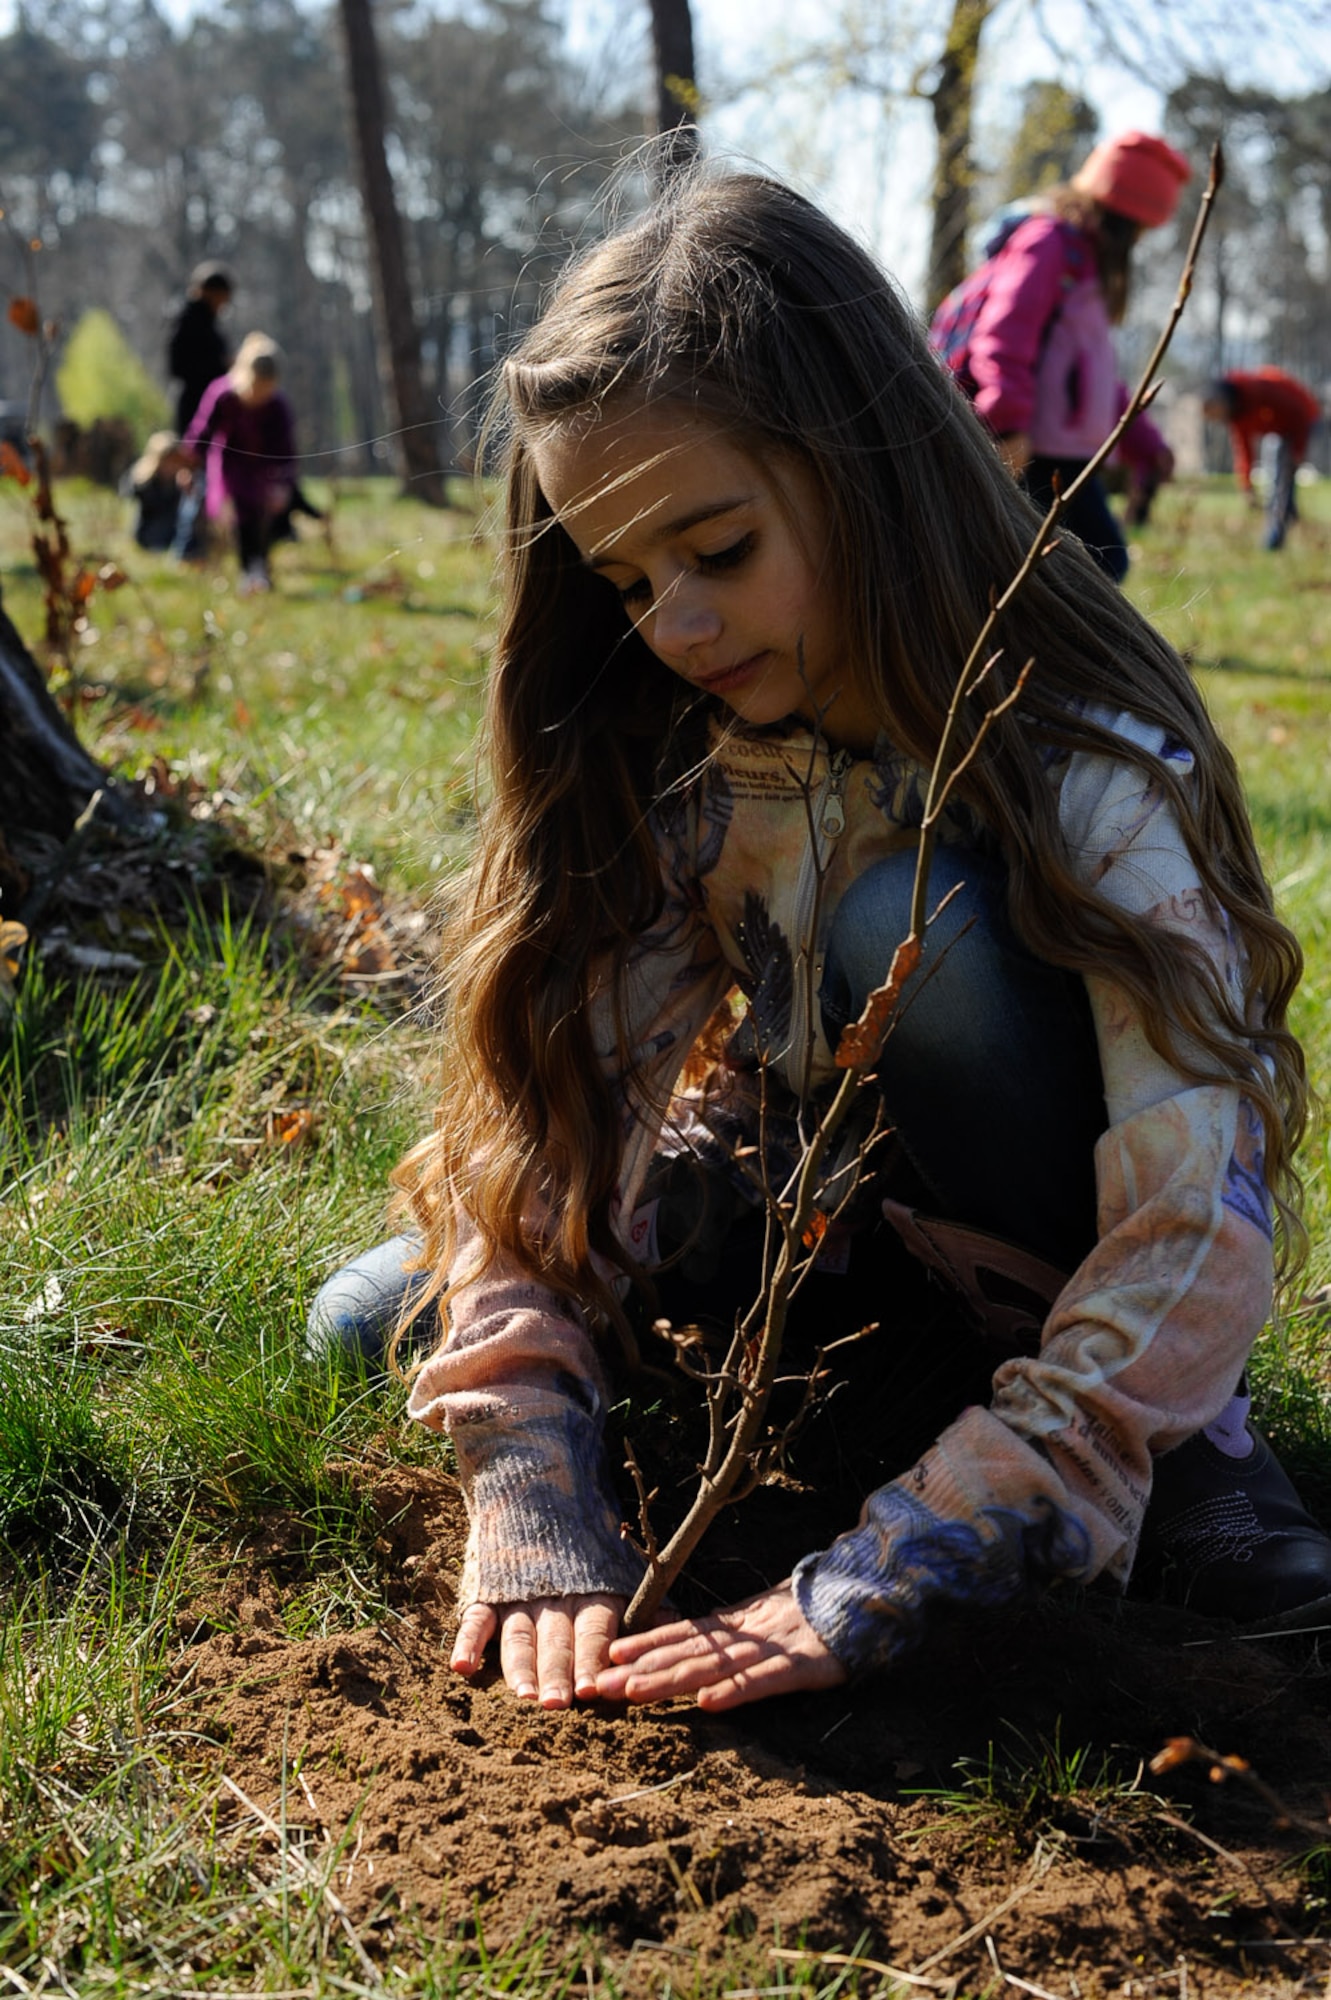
[0,900,435,1577]
[1,470,1330,1991]
[903,1717,1163,1858]
[1,474,489,892]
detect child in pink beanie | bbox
[1071,131,1193,229]
[931,131,1191,582]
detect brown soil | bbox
[172,1464,1331,1996]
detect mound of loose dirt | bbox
[171,1463,1331,1994]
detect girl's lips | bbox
[697,651,768,694]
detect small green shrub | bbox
[55,307,170,445]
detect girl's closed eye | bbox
[697,533,756,574]
[613,536,757,608]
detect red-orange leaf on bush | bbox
[834,935,922,1068]
[7,296,39,335]
[71,568,96,603]
[801,1210,829,1250]
[0,439,30,486]
[1149,1738,1197,1775]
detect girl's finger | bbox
[450,1602,496,1677]
[533,1601,575,1710]
[571,1598,621,1698]
[695,1644,846,1712]
[498,1609,539,1700]
[606,1613,710,1666]
[600,1626,754,1702]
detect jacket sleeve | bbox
[407,821,734,1609]
[406,1207,647,1604]
[793,715,1274,1674]
[182,378,226,455]
[969,218,1076,439]
[1116,385,1169,472]
[1228,411,1258,492]
[265,395,297,487]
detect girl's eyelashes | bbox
[697,532,756,574]
[612,534,757,608]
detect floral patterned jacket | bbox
[407,707,1274,1675]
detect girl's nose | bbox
[649,575,723,661]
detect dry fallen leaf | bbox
[265,1106,318,1149]
[341,867,382,917]
[0,918,28,1005]
[0,438,30,486]
[834,935,922,1068]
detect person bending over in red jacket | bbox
[1203,368,1323,551]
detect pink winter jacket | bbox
[970,215,1167,466]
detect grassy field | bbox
[1,468,1330,1994]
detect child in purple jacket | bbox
[938,132,1189,583]
[183,332,296,594]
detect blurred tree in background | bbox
[0,0,635,473]
[1165,75,1331,389]
[55,308,169,444]
[997,82,1099,204]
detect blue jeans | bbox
[171,482,206,561]
[306,847,1105,1361]
[820,844,1103,1269]
[1264,437,1298,550]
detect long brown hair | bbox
[1047,185,1139,321]
[394,166,1306,1350]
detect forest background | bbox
[1,0,1330,489]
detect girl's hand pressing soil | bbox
[597,1585,847,1711]
[451,1593,628,1709]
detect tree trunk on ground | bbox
[337,0,449,506]
[0,589,136,913]
[923,0,995,313]
[648,0,700,177]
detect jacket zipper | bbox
[786,747,853,1091]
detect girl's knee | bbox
[304,1232,436,1365]
[822,848,1007,1036]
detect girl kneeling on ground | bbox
[311,166,1331,1710]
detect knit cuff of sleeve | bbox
[791,1477,1091,1679]
[454,1390,646,1606]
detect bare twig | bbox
[770,1944,950,1991]
[1154,1811,1300,1938]
[1150,1735,1330,1844]
[621,1439,661,1566]
[984,1932,1067,2000]
[912,1846,1056,1972]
